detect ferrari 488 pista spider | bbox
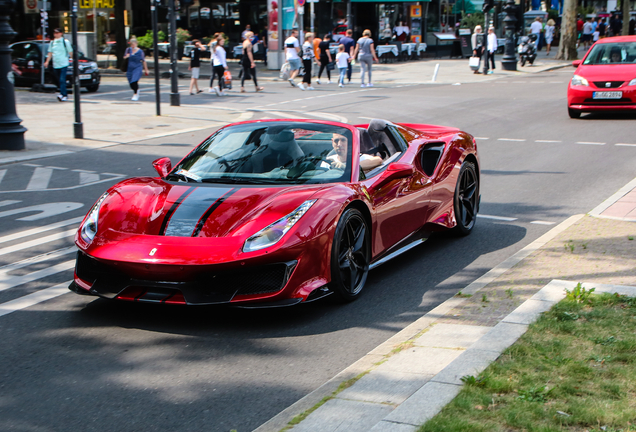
[70,119,480,307]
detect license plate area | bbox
[593,91,622,99]
[79,74,92,80]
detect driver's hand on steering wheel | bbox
[330,159,346,169]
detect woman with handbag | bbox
[240,31,264,92]
[470,25,483,75]
[316,33,333,84]
[209,34,228,96]
[124,38,149,101]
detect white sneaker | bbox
[213,87,221,96]
[208,88,214,93]
[131,92,139,101]
[298,83,306,91]
[367,83,373,87]
[307,86,315,90]
[316,79,321,84]
[61,96,68,101]
[328,80,333,84]
[289,78,296,87]
[219,91,226,96]
[339,83,344,88]
[56,94,63,101]
[361,84,365,88]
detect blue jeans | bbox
[54,66,68,97]
[338,67,347,84]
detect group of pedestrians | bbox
[285,28,379,90]
[471,25,497,75]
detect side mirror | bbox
[383,162,414,181]
[572,60,581,68]
[152,157,172,178]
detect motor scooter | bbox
[518,33,538,67]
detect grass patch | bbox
[419,292,636,432]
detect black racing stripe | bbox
[159,187,196,235]
[191,188,239,237]
[164,187,232,237]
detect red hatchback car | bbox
[567,36,636,118]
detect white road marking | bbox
[0,281,70,318]
[72,169,96,173]
[477,214,518,221]
[615,143,636,147]
[0,217,83,245]
[23,164,41,167]
[576,141,605,145]
[0,203,83,222]
[267,111,307,119]
[497,138,526,142]
[79,172,101,184]
[26,167,54,190]
[0,246,76,273]
[535,140,562,143]
[0,200,20,208]
[0,228,76,257]
[0,170,5,185]
[549,81,564,83]
[530,221,556,225]
[0,260,75,293]
[475,137,489,140]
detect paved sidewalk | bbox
[258,178,636,432]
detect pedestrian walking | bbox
[123,38,149,101]
[317,33,333,84]
[284,29,301,87]
[240,31,264,93]
[339,29,356,83]
[598,18,607,39]
[43,28,73,102]
[544,19,555,54]
[582,18,594,48]
[188,39,205,95]
[471,25,483,74]
[335,44,350,88]
[299,32,315,90]
[352,29,378,87]
[530,17,542,49]
[209,34,228,96]
[483,26,497,75]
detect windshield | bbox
[583,42,636,65]
[168,122,354,185]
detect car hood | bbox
[575,64,636,83]
[95,177,328,239]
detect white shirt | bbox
[487,33,498,52]
[284,36,300,60]
[530,21,542,34]
[583,22,594,35]
[212,45,227,67]
[336,52,350,68]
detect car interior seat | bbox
[251,126,305,173]
[367,119,396,158]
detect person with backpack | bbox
[43,28,73,102]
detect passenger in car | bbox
[325,133,383,172]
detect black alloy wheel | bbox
[330,208,370,302]
[453,161,479,236]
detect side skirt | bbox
[369,230,430,270]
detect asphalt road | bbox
[2,69,635,432]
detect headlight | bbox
[89,62,98,70]
[571,75,589,86]
[629,78,636,86]
[80,192,109,243]
[243,200,316,253]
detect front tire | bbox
[330,208,370,302]
[568,108,581,119]
[453,161,479,236]
[86,84,99,92]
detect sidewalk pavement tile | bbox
[290,398,393,432]
[581,282,636,297]
[430,348,502,386]
[369,421,418,432]
[468,322,529,354]
[502,298,558,325]
[374,346,464,376]
[413,324,491,349]
[382,381,462,426]
[601,202,636,218]
[337,371,434,405]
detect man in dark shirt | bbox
[189,39,205,95]
[609,14,622,37]
[339,29,356,83]
[598,18,607,38]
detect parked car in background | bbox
[11,40,101,92]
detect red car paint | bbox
[567,36,636,116]
[71,119,479,307]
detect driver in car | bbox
[326,133,383,172]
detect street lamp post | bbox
[168,0,180,107]
[0,0,26,150]
[501,0,518,71]
[151,0,161,116]
[70,0,83,138]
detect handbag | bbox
[469,56,480,71]
[279,62,290,80]
[223,70,232,89]
[326,61,335,71]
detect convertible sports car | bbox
[70,119,479,307]
[567,36,636,118]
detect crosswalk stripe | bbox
[0,216,83,246]
[79,172,101,184]
[0,170,6,185]
[0,200,20,208]
[0,260,75,292]
[26,167,54,190]
[0,282,70,318]
[0,228,76,257]
[0,246,76,273]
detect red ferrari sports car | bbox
[70,119,479,307]
[567,36,636,118]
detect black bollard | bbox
[501,0,518,71]
[0,0,26,150]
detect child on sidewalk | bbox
[335,44,350,88]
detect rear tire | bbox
[568,108,581,119]
[520,57,526,67]
[453,161,479,236]
[329,208,370,302]
[86,84,99,92]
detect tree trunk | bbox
[115,0,126,69]
[622,0,630,35]
[556,0,577,60]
